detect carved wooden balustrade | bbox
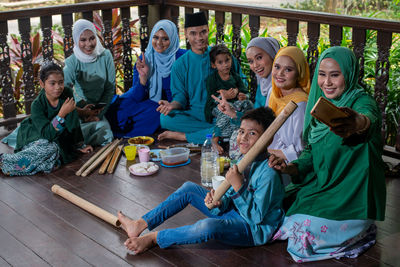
[0,0,399,154]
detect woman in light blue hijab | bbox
[106,19,186,137]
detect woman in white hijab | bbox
[64,19,114,146]
[105,19,186,138]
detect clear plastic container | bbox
[160,147,190,166]
[201,134,219,187]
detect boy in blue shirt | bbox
[118,107,284,254]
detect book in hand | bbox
[310,97,350,127]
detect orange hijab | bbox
[268,46,310,115]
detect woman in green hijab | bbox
[269,46,386,263]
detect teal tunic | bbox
[161,47,246,144]
[63,49,115,146]
[287,94,386,221]
[211,155,285,245]
[16,88,83,164]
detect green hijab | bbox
[303,46,365,144]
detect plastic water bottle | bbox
[201,134,219,187]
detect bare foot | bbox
[157,131,187,141]
[118,211,148,238]
[124,232,158,255]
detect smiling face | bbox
[152,29,170,53]
[271,55,299,94]
[246,47,274,79]
[40,73,64,102]
[212,53,232,77]
[184,25,209,54]
[318,58,346,99]
[237,119,264,155]
[78,29,96,55]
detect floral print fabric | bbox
[273,214,376,263]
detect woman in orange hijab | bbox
[268,46,310,163]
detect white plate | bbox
[129,162,159,176]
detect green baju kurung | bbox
[16,88,84,164]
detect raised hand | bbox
[58,97,76,118]
[212,93,237,119]
[225,164,243,192]
[136,53,150,86]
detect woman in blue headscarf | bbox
[106,20,186,137]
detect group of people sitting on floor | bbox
[0,11,386,263]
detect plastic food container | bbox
[160,147,190,166]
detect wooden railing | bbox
[0,0,399,154]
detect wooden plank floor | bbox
[0,138,399,267]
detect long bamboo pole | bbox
[99,148,114,174]
[206,101,298,209]
[81,139,121,177]
[51,184,120,227]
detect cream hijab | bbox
[72,19,105,63]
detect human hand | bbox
[330,107,370,138]
[136,53,150,86]
[204,189,221,208]
[238,92,247,101]
[218,88,237,100]
[58,97,76,118]
[79,145,93,154]
[225,165,243,192]
[212,94,237,119]
[268,154,298,175]
[156,100,176,115]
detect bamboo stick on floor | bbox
[107,144,123,174]
[82,139,121,177]
[98,148,114,174]
[75,142,112,176]
[51,184,120,227]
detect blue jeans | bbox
[142,181,254,249]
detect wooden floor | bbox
[0,138,399,267]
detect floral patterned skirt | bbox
[0,139,60,176]
[273,214,376,263]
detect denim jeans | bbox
[142,181,254,248]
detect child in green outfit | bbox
[205,44,253,154]
[0,62,93,176]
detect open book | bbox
[310,97,349,127]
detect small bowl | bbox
[159,147,190,166]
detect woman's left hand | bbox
[330,107,370,138]
[225,165,243,192]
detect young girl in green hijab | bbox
[269,46,386,262]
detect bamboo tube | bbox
[206,101,298,209]
[51,184,120,227]
[107,144,123,174]
[82,139,121,177]
[76,142,112,176]
[98,148,114,174]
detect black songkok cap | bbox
[184,11,208,28]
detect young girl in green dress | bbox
[0,62,93,176]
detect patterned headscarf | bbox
[268,46,310,115]
[72,19,105,63]
[304,46,365,144]
[144,20,180,102]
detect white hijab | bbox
[72,19,105,63]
